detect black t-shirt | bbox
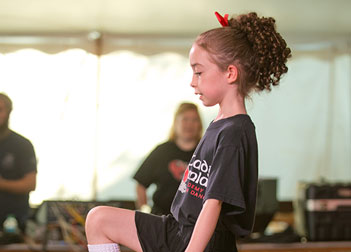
[0,130,37,230]
[171,114,258,238]
[133,141,195,215]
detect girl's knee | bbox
[85,206,109,232]
[85,206,135,244]
[88,206,111,221]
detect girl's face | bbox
[174,109,201,142]
[189,43,228,107]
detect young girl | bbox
[85,11,291,252]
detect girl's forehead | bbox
[189,44,212,67]
[190,43,204,57]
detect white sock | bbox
[87,243,121,252]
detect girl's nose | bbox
[190,76,196,87]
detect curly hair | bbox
[195,12,291,98]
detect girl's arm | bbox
[185,198,223,252]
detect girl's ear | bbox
[226,65,238,84]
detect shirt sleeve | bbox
[133,146,159,188]
[19,139,37,175]
[204,145,246,215]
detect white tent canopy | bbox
[0,0,350,54]
[0,0,350,36]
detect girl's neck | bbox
[175,137,197,151]
[215,93,247,122]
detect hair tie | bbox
[215,11,229,27]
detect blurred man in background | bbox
[0,93,37,233]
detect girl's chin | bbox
[201,100,216,107]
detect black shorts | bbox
[134,211,237,252]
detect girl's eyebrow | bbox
[191,63,203,68]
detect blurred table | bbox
[237,241,351,252]
[1,241,351,252]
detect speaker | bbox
[253,177,279,233]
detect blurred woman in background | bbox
[133,102,203,215]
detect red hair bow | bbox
[215,11,229,27]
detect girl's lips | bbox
[194,91,203,100]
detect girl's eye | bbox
[194,72,202,76]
